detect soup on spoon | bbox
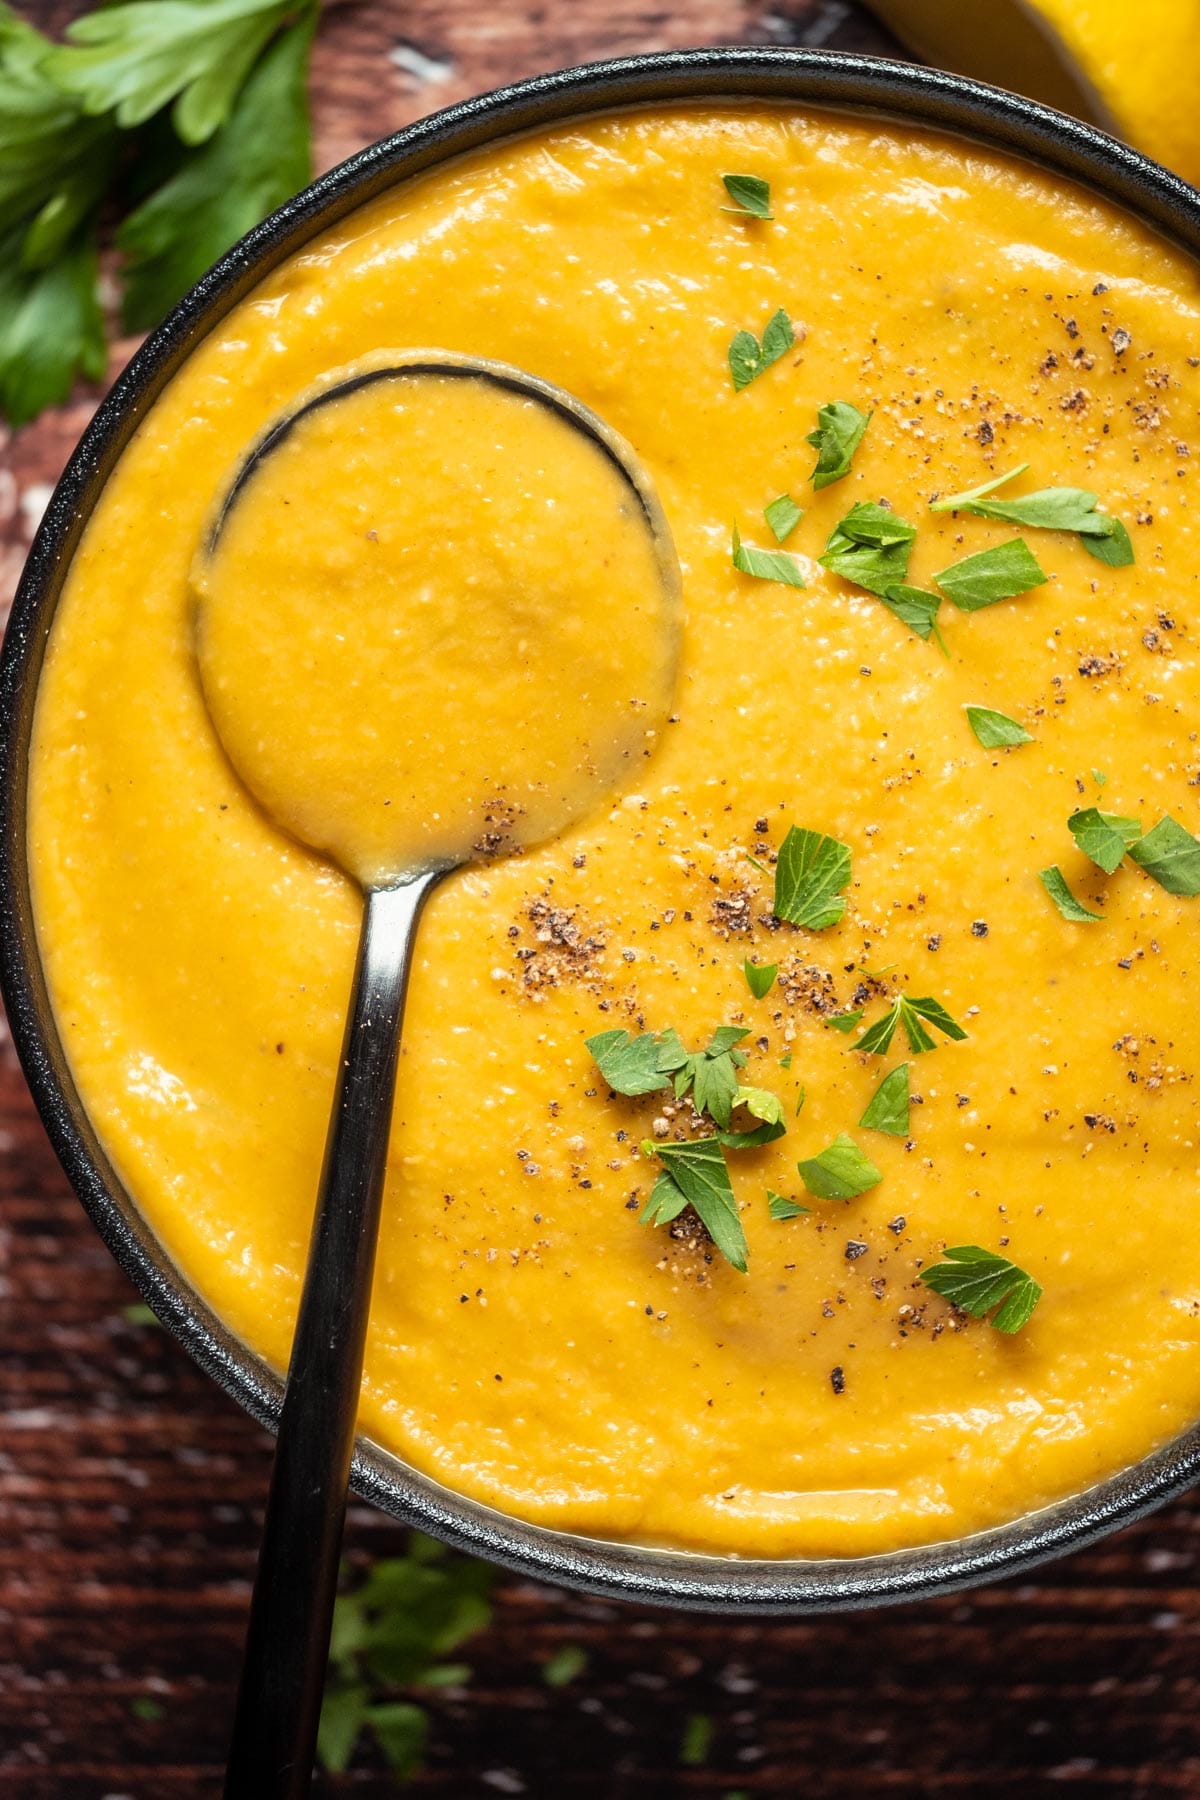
[192,351,681,1799]
[193,351,680,885]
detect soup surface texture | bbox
[29,107,1200,1559]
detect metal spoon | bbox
[195,354,681,1799]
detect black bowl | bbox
[4,47,1200,1614]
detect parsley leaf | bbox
[964,705,1033,748]
[0,7,116,259]
[721,172,771,219]
[1127,815,1200,897]
[772,825,852,930]
[919,1245,1042,1334]
[825,1009,864,1034]
[116,11,313,331]
[934,539,1047,611]
[768,1191,808,1221]
[731,522,805,589]
[655,1024,750,1130]
[743,959,777,998]
[881,584,947,652]
[932,467,1132,560]
[586,1028,671,1097]
[728,306,793,392]
[588,1022,769,1133]
[641,1137,748,1271]
[46,0,299,146]
[641,1167,689,1227]
[797,1133,882,1200]
[806,401,871,490]
[1040,866,1105,922]
[365,1704,428,1779]
[719,1085,786,1148]
[854,994,966,1056]
[1082,517,1134,566]
[820,502,916,596]
[1067,807,1142,875]
[764,493,803,542]
[543,1645,588,1688]
[858,1063,910,1136]
[0,226,105,425]
[319,1537,493,1778]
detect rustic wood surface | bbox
[4,3,1200,1795]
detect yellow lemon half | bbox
[872,0,1200,190]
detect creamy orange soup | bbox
[28,107,1200,1558]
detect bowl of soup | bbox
[4,47,1200,1612]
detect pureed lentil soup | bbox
[28,107,1200,1559]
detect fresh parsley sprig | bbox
[772,825,852,930]
[640,1137,749,1272]
[934,539,1047,611]
[46,0,299,145]
[931,463,1134,566]
[721,172,772,219]
[965,705,1032,749]
[858,1064,910,1136]
[318,1538,494,1780]
[807,401,871,489]
[919,1246,1042,1334]
[881,584,947,653]
[797,1133,882,1200]
[1040,866,1105,923]
[854,993,966,1056]
[820,501,916,596]
[0,0,317,425]
[727,307,794,392]
[732,523,805,588]
[743,959,778,999]
[763,493,803,542]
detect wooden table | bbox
[3,4,1199,1794]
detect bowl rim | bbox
[5,44,1200,1614]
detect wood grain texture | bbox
[3,3,1200,1795]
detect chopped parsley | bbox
[767,1191,808,1221]
[728,306,794,392]
[964,704,1033,748]
[919,1245,1042,1334]
[720,1085,786,1148]
[825,1009,864,1034]
[931,463,1133,563]
[806,401,871,489]
[640,1137,748,1272]
[1039,866,1105,922]
[854,993,967,1056]
[1082,517,1135,567]
[1127,816,1200,897]
[881,584,947,652]
[820,501,916,596]
[721,172,772,219]
[934,539,1047,611]
[1067,807,1142,875]
[585,1028,672,1097]
[858,1063,910,1136]
[732,523,805,588]
[764,493,803,542]
[796,1133,882,1200]
[655,1024,749,1129]
[743,959,778,998]
[772,825,852,930]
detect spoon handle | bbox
[224,868,446,1800]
